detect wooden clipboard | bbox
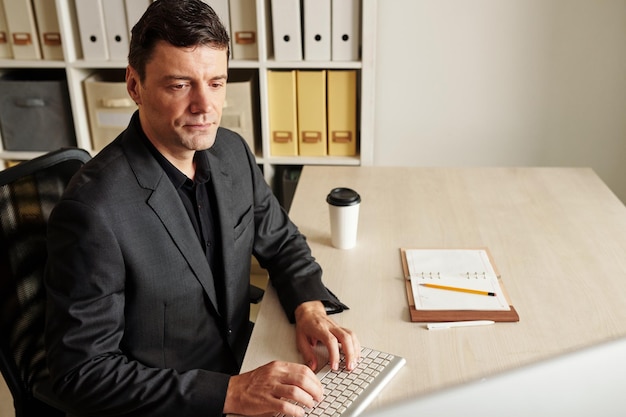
[401,248,520,323]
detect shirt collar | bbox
[135,115,211,188]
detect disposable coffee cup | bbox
[327,187,361,249]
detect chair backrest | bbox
[0,148,91,417]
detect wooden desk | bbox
[243,166,626,408]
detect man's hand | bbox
[223,361,322,417]
[294,301,361,372]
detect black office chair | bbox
[0,146,263,416]
[0,147,91,417]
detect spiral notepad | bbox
[400,248,520,323]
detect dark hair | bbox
[128,0,230,81]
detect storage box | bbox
[0,71,76,151]
[222,73,259,154]
[84,72,136,152]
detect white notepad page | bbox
[406,249,511,311]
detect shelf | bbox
[263,61,363,70]
[0,59,66,69]
[266,155,361,166]
[0,0,377,182]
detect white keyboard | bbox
[274,347,406,417]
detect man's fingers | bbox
[223,361,322,416]
[331,327,361,370]
[296,332,319,371]
[320,335,341,371]
[293,300,362,371]
[273,382,318,410]
[316,326,361,371]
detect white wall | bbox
[374,0,626,203]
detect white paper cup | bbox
[327,187,361,249]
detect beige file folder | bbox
[0,1,11,58]
[327,70,357,156]
[32,0,63,60]
[267,70,298,156]
[2,0,41,60]
[296,70,327,156]
[229,0,258,60]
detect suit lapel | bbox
[147,184,221,313]
[121,133,221,315]
[206,149,236,322]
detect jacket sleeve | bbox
[241,139,348,322]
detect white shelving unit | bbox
[0,0,377,184]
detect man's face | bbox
[126,40,228,158]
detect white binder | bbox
[102,0,129,61]
[331,0,360,61]
[202,0,230,36]
[202,0,231,55]
[229,0,257,60]
[271,0,302,61]
[0,0,12,59]
[75,0,109,60]
[303,0,330,61]
[32,0,63,60]
[1,0,41,60]
[124,0,152,36]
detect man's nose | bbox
[190,85,215,113]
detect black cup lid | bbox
[326,187,361,206]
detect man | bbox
[44,1,359,416]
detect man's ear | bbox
[126,66,141,105]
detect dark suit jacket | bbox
[44,112,343,416]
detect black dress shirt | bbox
[139,130,224,312]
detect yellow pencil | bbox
[419,283,496,297]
